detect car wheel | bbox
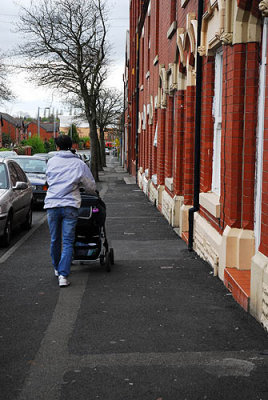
[22,207,32,230]
[3,215,12,247]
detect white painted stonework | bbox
[218,226,255,281]
[162,190,174,225]
[162,190,184,228]
[179,204,192,236]
[157,185,165,209]
[137,169,143,189]
[148,181,158,206]
[193,213,222,275]
[142,173,149,196]
[199,192,220,218]
[250,251,268,331]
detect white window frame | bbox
[254,18,268,251]
[211,49,223,196]
[153,122,158,147]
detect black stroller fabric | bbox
[73,194,106,260]
[76,194,106,237]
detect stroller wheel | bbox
[105,252,111,272]
[100,254,105,265]
[109,248,114,265]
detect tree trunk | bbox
[89,119,99,182]
[97,138,103,171]
[100,127,106,167]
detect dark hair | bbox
[55,134,72,150]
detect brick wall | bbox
[260,36,268,257]
[2,120,17,143]
[127,1,265,254]
[157,108,166,185]
[165,95,174,178]
[183,85,195,205]
[200,56,214,193]
[173,90,185,195]
[221,43,258,230]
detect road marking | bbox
[0,214,48,264]
[75,351,262,375]
[18,271,88,400]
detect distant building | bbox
[26,120,60,141]
[0,112,27,146]
[59,115,90,138]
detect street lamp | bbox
[37,106,50,137]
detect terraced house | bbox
[124,0,268,329]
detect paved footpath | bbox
[0,156,268,400]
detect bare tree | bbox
[96,88,123,167]
[0,55,14,103]
[66,88,123,167]
[16,0,109,181]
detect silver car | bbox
[0,157,33,247]
[8,156,48,207]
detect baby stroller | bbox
[73,192,114,271]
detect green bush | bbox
[48,137,56,151]
[22,136,45,154]
[68,124,79,144]
[2,133,11,147]
[16,146,26,155]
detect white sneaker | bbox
[58,275,70,287]
[54,269,59,277]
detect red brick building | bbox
[124,0,268,329]
[0,113,27,145]
[27,121,59,141]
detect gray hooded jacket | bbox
[44,151,96,209]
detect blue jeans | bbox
[47,207,79,277]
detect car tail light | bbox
[42,185,48,191]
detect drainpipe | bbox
[188,0,204,251]
[135,32,140,183]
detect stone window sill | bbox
[165,177,173,192]
[199,192,220,218]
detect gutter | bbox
[188,0,204,251]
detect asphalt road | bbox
[0,209,46,260]
[0,156,268,400]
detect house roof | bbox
[27,120,60,132]
[1,112,20,127]
[40,122,60,132]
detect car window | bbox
[8,163,18,186]
[13,163,28,183]
[0,163,8,189]
[12,158,47,173]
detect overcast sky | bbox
[0,0,129,118]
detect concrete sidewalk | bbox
[65,157,268,399]
[1,156,267,400]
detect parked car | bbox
[105,148,110,155]
[8,156,48,207]
[34,153,51,162]
[47,151,58,158]
[0,151,18,158]
[0,157,33,246]
[78,152,91,168]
